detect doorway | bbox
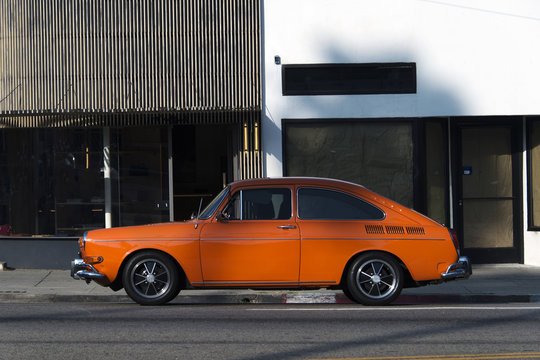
[454,119,522,263]
[172,124,237,221]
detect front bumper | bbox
[71,258,106,282]
[441,256,472,280]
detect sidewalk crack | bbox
[34,271,52,287]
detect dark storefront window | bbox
[0,126,171,237]
[283,120,414,207]
[0,128,104,237]
[283,119,450,223]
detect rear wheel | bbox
[123,251,182,305]
[345,252,403,306]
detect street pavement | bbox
[1,264,540,304]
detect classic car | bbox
[71,177,471,305]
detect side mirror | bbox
[216,212,229,223]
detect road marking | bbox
[313,353,540,360]
[248,305,540,311]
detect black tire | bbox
[122,251,182,305]
[341,285,354,301]
[345,252,403,306]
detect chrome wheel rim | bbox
[130,259,171,299]
[356,259,397,299]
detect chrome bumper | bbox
[71,258,106,281]
[441,256,472,280]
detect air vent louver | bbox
[385,225,405,234]
[365,224,385,234]
[406,226,426,235]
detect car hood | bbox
[84,220,199,241]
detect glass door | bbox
[455,120,522,263]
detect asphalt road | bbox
[1,303,540,360]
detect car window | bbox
[297,187,384,220]
[224,188,292,220]
[199,186,230,220]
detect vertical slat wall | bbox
[0,0,262,178]
[0,0,260,114]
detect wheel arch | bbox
[340,250,415,290]
[110,248,188,291]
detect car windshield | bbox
[198,186,230,220]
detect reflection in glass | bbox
[0,128,103,236]
[285,121,413,207]
[110,127,169,227]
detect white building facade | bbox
[262,0,540,264]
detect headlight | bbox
[80,232,88,250]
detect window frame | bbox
[527,117,540,231]
[223,187,293,221]
[296,187,385,221]
[199,185,230,220]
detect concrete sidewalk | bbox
[1,264,540,304]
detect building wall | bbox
[263,0,540,174]
[0,0,261,115]
[0,1,264,268]
[262,0,540,265]
[0,0,263,179]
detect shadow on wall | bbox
[262,44,464,167]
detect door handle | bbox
[277,225,296,229]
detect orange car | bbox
[71,177,471,305]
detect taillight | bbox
[449,228,460,254]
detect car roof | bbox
[230,177,365,189]
[227,177,440,226]
[229,177,375,200]
[229,176,392,213]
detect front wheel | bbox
[122,251,182,305]
[345,252,403,306]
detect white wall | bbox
[263,0,540,264]
[263,0,540,176]
[524,232,540,266]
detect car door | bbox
[296,187,386,283]
[199,186,300,284]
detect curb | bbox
[2,292,540,304]
[0,293,130,303]
[286,293,540,305]
[393,294,540,304]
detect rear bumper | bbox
[441,256,472,280]
[71,258,107,282]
